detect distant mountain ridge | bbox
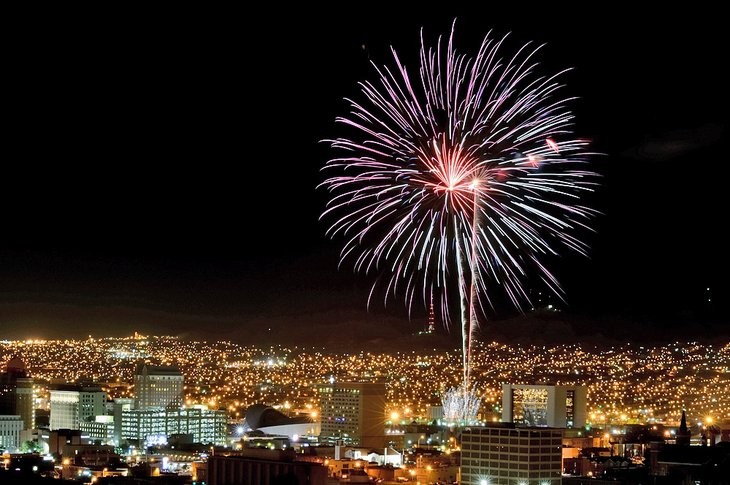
[1,299,726,350]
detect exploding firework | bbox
[442,384,482,426]
[320,24,597,393]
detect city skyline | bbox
[2,333,728,482]
[2,8,728,483]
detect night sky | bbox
[1,7,726,343]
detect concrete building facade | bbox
[0,415,23,451]
[14,378,34,430]
[134,364,184,410]
[319,382,386,448]
[461,424,563,485]
[207,449,327,485]
[121,406,226,446]
[502,384,587,428]
[49,386,106,430]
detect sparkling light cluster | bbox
[442,384,482,425]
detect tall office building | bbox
[49,385,106,430]
[14,378,34,430]
[0,357,34,430]
[461,424,563,485]
[134,363,184,409]
[502,384,587,428]
[319,381,386,448]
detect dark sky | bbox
[1,7,726,342]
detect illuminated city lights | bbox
[0,336,726,426]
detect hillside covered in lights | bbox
[1,335,727,427]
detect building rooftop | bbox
[657,443,730,466]
[135,363,183,376]
[50,384,103,392]
[243,404,313,430]
[1,356,28,379]
[5,356,26,373]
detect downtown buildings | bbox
[119,363,225,446]
[461,384,588,485]
[43,363,226,448]
[2,337,729,482]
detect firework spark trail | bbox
[442,384,482,426]
[321,24,597,408]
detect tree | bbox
[20,440,42,453]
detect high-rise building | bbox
[121,405,226,446]
[49,385,106,430]
[113,398,134,444]
[14,378,34,430]
[134,363,184,410]
[0,357,35,430]
[502,384,587,428]
[461,424,563,485]
[319,381,386,448]
[0,415,23,451]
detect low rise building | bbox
[0,415,23,451]
[79,415,116,445]
[207,448,327,485]
[461,423,563,485]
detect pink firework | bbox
[320,24,597,389]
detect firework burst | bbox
[442,384,482,426]
[320,24,597,390]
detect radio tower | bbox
[426,293,436,334]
